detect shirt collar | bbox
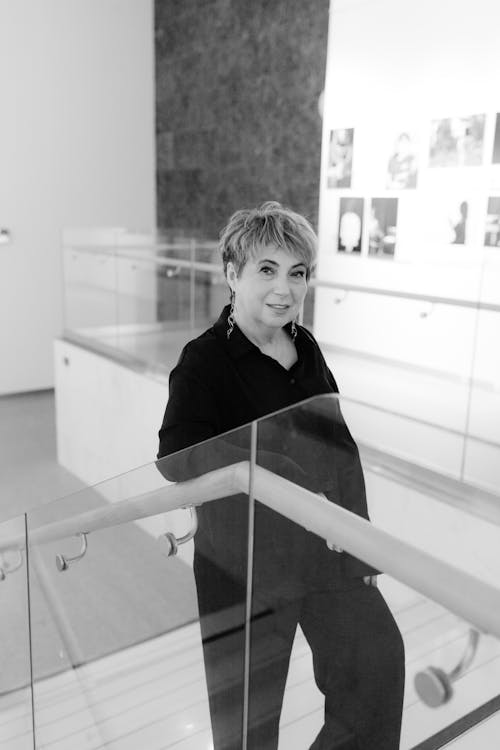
[213,304,306,360]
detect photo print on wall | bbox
[337,197,363,253]
[386,132,418,188]
[484,197,500,247]
[450,200,468,244]
[424,196,470,245]
[429,114,485,167]
[327,128,354,188]
[492,115,500,164]
[368,198,398,258]
[415,192,470,248]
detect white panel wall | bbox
[54,340,167,486]
[0,0,155,393]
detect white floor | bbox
[1,576,499,750]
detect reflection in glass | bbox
[249,395,404,749]
[248,395,500,749]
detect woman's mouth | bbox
[267,304,290,312]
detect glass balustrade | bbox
[61,230,220,374]
[3,395,499,747]
[250,394,500,749]
[24,422,252,750]
[313,282,500,496]
[60,232,115,353]
[60,229,500,503]
[0,513,33,750]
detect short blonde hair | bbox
[220,201,317,280]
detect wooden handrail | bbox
[247,465,500,638]
[2,461,500,638]
[0,464,240,552]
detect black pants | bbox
[194,552,405,750]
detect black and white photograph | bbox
[337,197,363,252]
[492,114,500,164]
[386,132,418,188]
[368,198,398,257]
[429,114,485,167]
[4,3,500,750]
[422,197,470,245]
[449,200,469,244]
[484,197,500,247]
[327,128,354,188]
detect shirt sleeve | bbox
[158,362,219,459]
[157,358,235,482]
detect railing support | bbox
[56,533,88,572]
[414,628,480,707]
[157,506,198,558]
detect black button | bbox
[290,377,295,384]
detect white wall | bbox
[318,0,500,298]
[0,0,155,394]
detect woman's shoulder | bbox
[176,325,223,370]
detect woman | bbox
[157,202,405,750]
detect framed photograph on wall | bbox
[429,114,485,167]
[484,197,500,247]
[420,196,470,245]
[337,197,363,253]
[368,198,398,258]
[449,200,468,244]
[386,132,418,188]
[327,128,354,188]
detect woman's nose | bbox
[273,275,291,295]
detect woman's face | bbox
[227,244,309,334]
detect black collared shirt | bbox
[158,305,376,596]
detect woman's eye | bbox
[260,266,274,275]
[292,269,306,278]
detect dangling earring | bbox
[291,319,297,341]
[227,291,235,339]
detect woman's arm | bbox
[157,359,308,487]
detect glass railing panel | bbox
[62,233,221,373]
[25,422,252,750]
[156,245,196,340]
[60,228,500,495]
[374,576,500,750]
[0,513,33,749]
[112,240,220,370]
[302,394,500,581]
[463,256,500,494]
[62,230,122,350]
[250,394,500,750]
[156,240,220,339]
[312,280,485,483]
[113,252,177,367]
